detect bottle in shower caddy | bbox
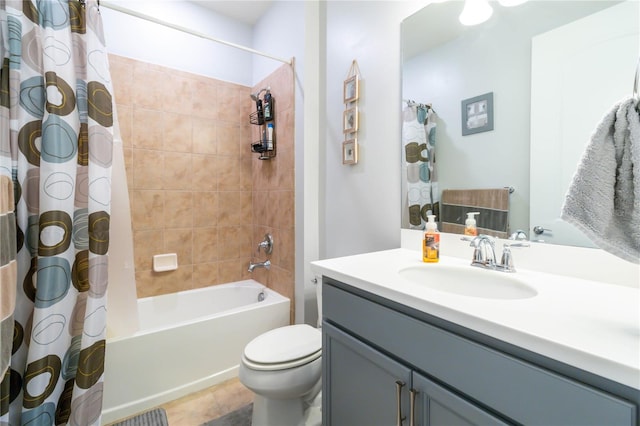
[262,126,268,151]
[423,215,440,263]
[263,91,274,121]
[266,123,274,151]
[255,98,264,124]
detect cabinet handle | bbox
[409,388,418,426]
[395,380,406,426]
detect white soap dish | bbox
[153,253,178,272]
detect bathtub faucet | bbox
[248,259,271,273]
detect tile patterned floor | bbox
[153,378,253,426]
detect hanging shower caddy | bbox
[250,88,276,160]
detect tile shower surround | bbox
[110,54,295,319]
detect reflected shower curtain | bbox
[402,103,438,229]
[0,1,114,424]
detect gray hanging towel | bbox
[561,96,640,264]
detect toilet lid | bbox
[244,324,321,365]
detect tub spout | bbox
[248,259,271,273]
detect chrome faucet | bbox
[468,235,529,273]
[248,234,273,272]
[470,235,497,268]
[248,259,271,273]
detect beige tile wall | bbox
[110,54,295,319]
[247,65,296,319]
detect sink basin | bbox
[398,264,538,300]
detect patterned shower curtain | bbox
[0,1,114,424]
[402,103,438,229]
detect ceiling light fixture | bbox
[459,0,493,26]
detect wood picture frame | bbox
[342,139,358,164]
[343,106,358,134]
[343,75,359,103]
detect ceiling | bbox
[190,1,274,25]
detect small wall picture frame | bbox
[342,138,358,165]
[461,92,494,136]
[343,106,358,134]
[343,75,359,103]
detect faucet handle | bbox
[498,241,529,272]
[499,244,515,272]
[509,230,528,241]
[257,234,274,255]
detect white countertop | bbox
[311,248,640,390]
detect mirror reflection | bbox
[401,0,638,247]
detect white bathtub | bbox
[101,280,290,424]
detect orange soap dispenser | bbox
[464,212,480,236]
[423,215,440,263]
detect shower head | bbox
[250,87,270,101]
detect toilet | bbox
[239,280,323,426]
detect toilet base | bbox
[251,394,304,426]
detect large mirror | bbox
[401,0,638,246]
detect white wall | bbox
[252,2,304,84]
[101,1,254,85]
[320,1,427,259]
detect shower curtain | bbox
[402,103,438,228]
[0,1,114,424]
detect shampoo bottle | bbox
[423,215,440,263]
[262,127,268,151]
[264,91,274,121]
[256,99,264,124]
[266,123,274,151]
[464,212,480,236]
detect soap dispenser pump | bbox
[464,212,480,236]
[423,215,440,263]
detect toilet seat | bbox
[243,324,321,371]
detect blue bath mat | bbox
[112,407,169,426]
[203,403,252,426]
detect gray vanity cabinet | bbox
[323,322,412,425]
[411,373,507,425]
[322,278,638,426]
[324,321,506,425]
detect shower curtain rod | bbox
[99,1,293,65]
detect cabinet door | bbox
[412,372,509,426]
[323,322,412,426]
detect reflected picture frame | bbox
[342,138,358,165]
[343,75,359,103]
[461,92,494,136]
[343,106,358,134]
